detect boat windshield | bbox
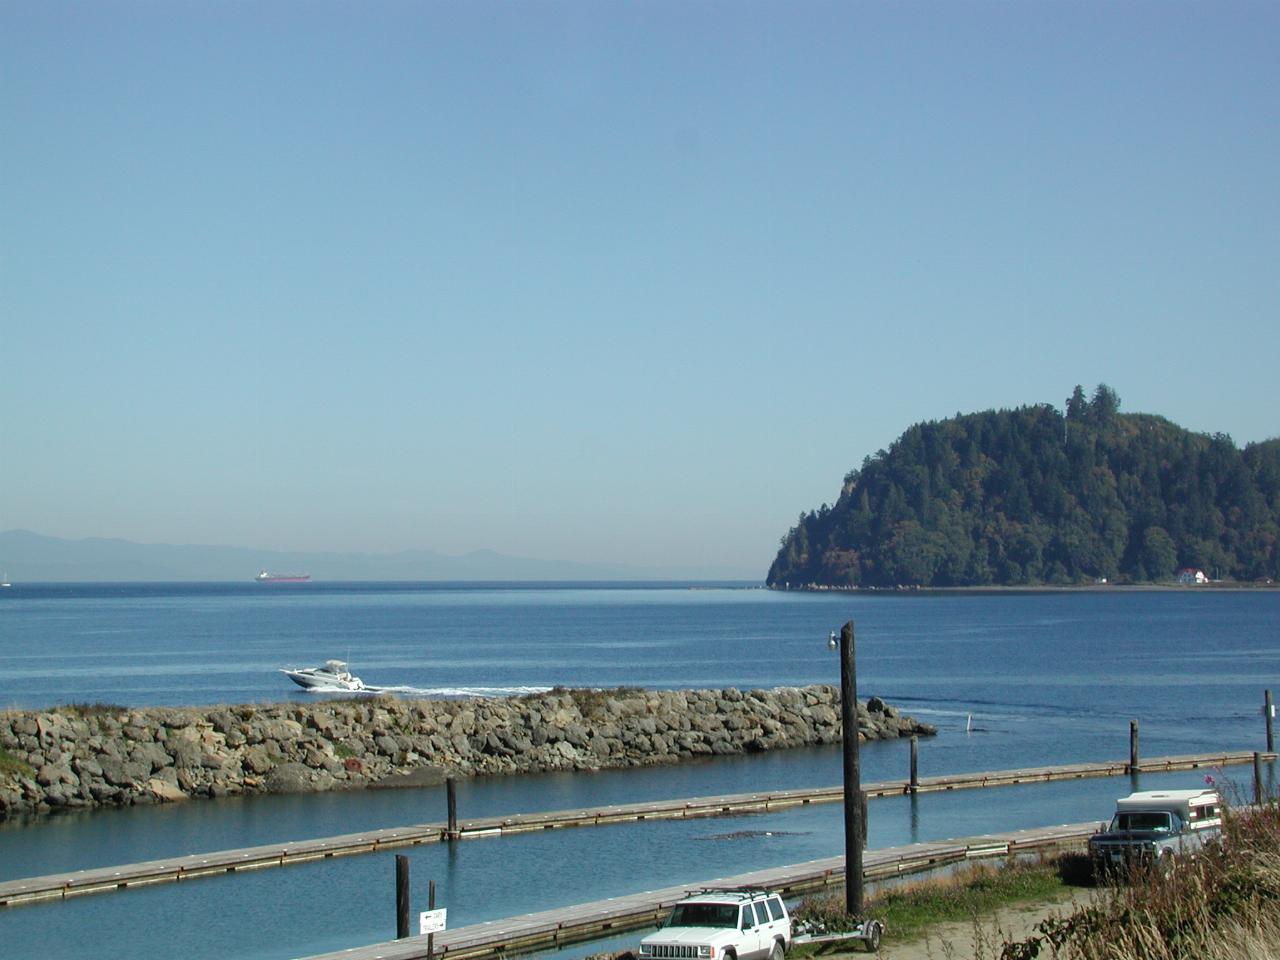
[666,903,738,928]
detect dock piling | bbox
[909,736,919,794]
[1129,721,1139,773]
[1266,690,1274,754]
[1254,752,1264,805]
[427,879,436,957]
[446,778,458,840]
[396,855,410,939]
[835,620,863,918]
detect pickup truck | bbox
[1088,788,1222,875]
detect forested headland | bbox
[767,386,1280,588]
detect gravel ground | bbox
[823,889,1089,960]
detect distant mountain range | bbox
[0,530,758,583]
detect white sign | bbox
[419,908,447,936]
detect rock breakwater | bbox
[0,686,935,820]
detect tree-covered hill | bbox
[767,386,1280,587]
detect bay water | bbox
[0,584,1277,959]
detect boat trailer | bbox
[792,918,884,953]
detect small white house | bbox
[1176,568,1208,584]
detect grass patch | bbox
[793,855,1069,950]
[542,686,645,717]
[56,702,127,717]
[0,746,36,779]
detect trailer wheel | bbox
[863,920,882,952]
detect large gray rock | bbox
[97,756,133,787]
[256,719,304,743]
[264,762,334,794]
[370,765,449,789]
[130,742,172,772]
[146,777,188,803]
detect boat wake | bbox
[375,684,555,698]
[294,683,554,698]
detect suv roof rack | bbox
[682,886,772,899]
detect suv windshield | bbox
[667,904,738,928]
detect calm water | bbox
[0,584,1277,959]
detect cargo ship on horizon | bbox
[254,570,311,583]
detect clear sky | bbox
[2,2,1277,577]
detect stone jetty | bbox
[0,686,935,820]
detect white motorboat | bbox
[281,659,366,691]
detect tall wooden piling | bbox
[909,735,919,794]
[1266,690,1275,754]
[1255,752,1264,805]
[396,855,410,939]
[426,879,437,957]
[838,620,863,918]
[1129,721,1139,772]
[446,778,458,840]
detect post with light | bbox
[829,621,864,917]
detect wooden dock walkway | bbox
[299,820,1101,960]
[0,749,1269,909]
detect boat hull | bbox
[281,666,365,691]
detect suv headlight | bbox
[639,946,653,957]
[699,948,714,959]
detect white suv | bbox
[639,888,792,960]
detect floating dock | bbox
[0,749,1268,908]
[298,820,1100,960]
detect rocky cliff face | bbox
[0,686,935,820]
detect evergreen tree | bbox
[1066,385,1088,422]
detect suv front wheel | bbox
[768,941,784,960]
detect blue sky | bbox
[2,2,1277,577]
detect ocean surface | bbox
[0,583,1277,960]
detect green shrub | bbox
[0,747,35,779]
[57,702,127,716]
[1002,800,1280,959]
[563,687,644,717]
